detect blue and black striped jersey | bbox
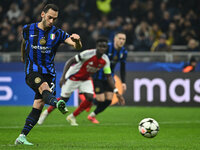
[23,22,70,76]
[93,42,128,81]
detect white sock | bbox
[43,109,48,115]
[90,112,96,117]
[19,134,25,137]
[69,113,75,117]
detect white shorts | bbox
[60,79,94,98]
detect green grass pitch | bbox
[0,106,200,150]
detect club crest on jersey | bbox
[35,77,41,84]
[88,62,93,65]
[39,37,46,45]
[95,87,100,93]
[50,34,55,40]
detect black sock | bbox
[42,90,57,107]
[94,100,111,115]
[93,98,100,105]
[21,108,41,136]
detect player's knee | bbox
[96,98,105,102]
[38,82,50,94]
[95,94,105,102]
[105,92,113,100]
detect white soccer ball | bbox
[138,118,159,138]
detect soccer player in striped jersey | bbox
[15,4,82,145]
[88,32,127,124]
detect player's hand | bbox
[116,93,125,105]
[59,77,66,88]
[70,34,81,43]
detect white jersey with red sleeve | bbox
[65,49,111,81]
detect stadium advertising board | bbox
[124,72,200,106]
[1,62,200,106]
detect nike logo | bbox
[29,124,33,127]
[30,35,37,37]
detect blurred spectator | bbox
[133,31,153,51]
[186,39,200,52]
[182,57,197,73]
[180,20,197,44]
[135,21,151,39]
[151,34,172,52]
[129,0,142,23]
[122,23,134,49]
[4,33,19,52]
[167,22,181,45]
[146,11,156,26]
[160,11,171,32]
[0,28,9,52]
[7,2,24,24]
[149,23,163,41]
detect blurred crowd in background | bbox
[0,0,200,52]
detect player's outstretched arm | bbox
[120,61,127,92]
[116,93,125,105]
[64,34,82,50]
[21,39,25,63]
[105,74,125,105]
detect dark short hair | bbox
[43,4,59,13]
[115,31,126,36]
[96,37,108,44]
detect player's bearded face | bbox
[42,9,58,29]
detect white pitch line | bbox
[0,120,200,129]
[160,120,200,124]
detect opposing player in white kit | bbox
[38,37,125,126]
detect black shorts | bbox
[93,80,113,94]
[26,72,56,99]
